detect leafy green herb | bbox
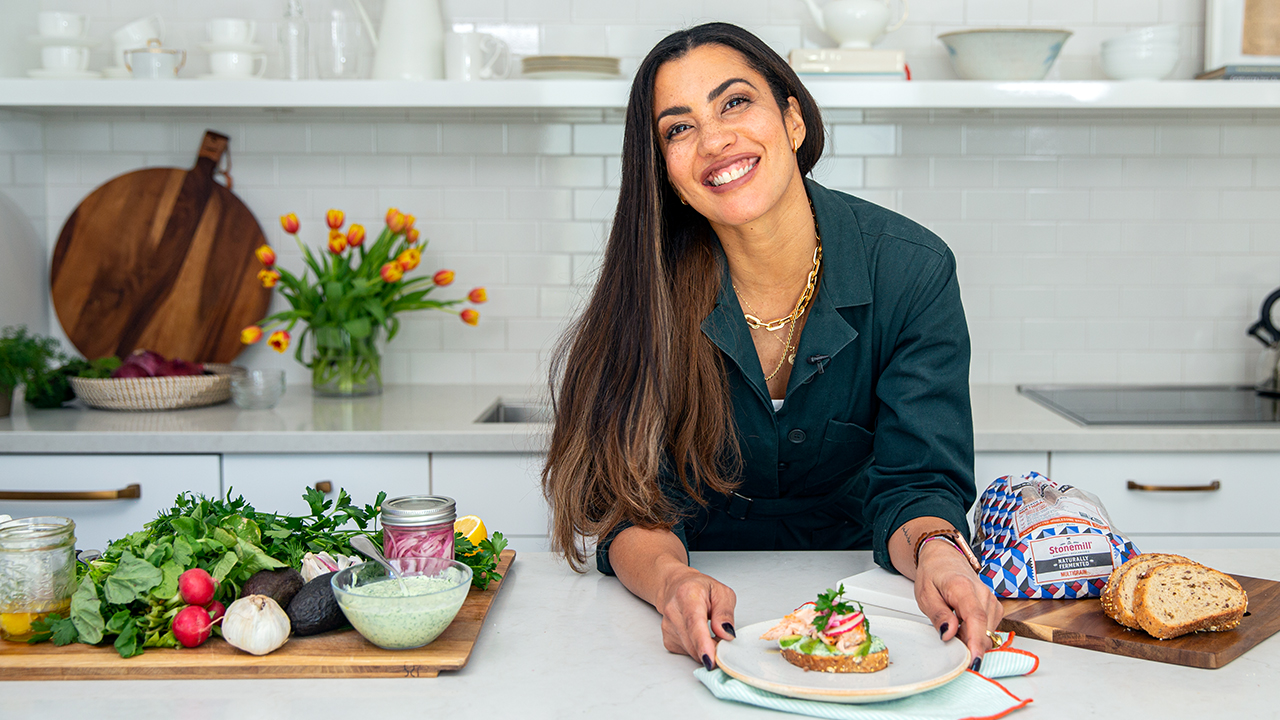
[455,531,507,590]
[812,585,861,633]
[70,577,104,644]
[27,613,79,646]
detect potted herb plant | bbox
[242,208,486,397]
[0,326,62,417]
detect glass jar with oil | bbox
[0,516,76,642]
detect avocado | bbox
[286,571,347,636]
[242,568,306,609]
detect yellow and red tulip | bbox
[467,287,487,304]
[255,245,276,267]
[386,210,407,233]
[258,269,281,288]
[347,224,366,248]
[268,330,291,353]
[326,208,345,229]
[406,228,420,245]
[380,261,405,283]
[433,269,455,286]
[460,308,480,326]
[280,213,300,234]
[402,214,416,232]
[328,229,348,254]
[396,248,421,271]
[240,326,263,345]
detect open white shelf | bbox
[1,79,1279,112]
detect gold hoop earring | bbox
[792,138,800,153]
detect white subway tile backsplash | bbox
[572,124,625,156]
[442,188,507,219]
[1122,158,1187,187]
[1159,125,1220,155]
[900,190,962,220]
[933,158,994,188]
[344,155,410,187]
[1095,125,1157,155]
[408,351,475,384]
[901,125,961,156]
[539,156,604,187]
[442,124,505,154]
[476,156,539,186]
[965,191,1026,221]
[1059,158,1122,188]
[1223,125,1280,155]
[310,124,376,154]
[0,121,41,152]
[476,222,539,253]
[1053,353,1118,383]
[1222,191,1280,220]
[1156,190,1220,221]
[110,122,174,153]
[865,157,930,188]
[966,126,1027,156]
[573,186,621,221]
[278,156,340,187]
[508,124,573,155]
[508,254,573,285]
[242,123,308,154]
[1118,352,1182,382]
[1089,320,1151,350]
[474,351,542,386]
[377,124,441,154]
[510,189,576,219]
[966,0,1031,24]
[995,159,1057,187]
[1031,0,1094,23]
[1188,158,1252,187]
[1025,190,1090,220]
[1091,189,1155,220]
[78,154,145,187]
[412,156,475,186]
[832,125,895,156]
[1257,158,1280,187]
[1026,125,1090,155]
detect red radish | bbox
[178,568,217,607]
[172,606,213,648]
[205,599,226,623]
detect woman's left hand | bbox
[913,539,1004,667]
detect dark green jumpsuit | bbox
[597,178,976,576]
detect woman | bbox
[541,23,1001,672]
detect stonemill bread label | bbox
[1027,533,1115,585]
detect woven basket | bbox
[69,363,240,411]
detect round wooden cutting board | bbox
[50,131,271,363]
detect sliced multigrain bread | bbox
[1132,562,1248,640]
[781,647,890,673]
[1102,553,1194,629]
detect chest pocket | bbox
[806,418,875,492]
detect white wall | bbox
[7,0,1279,388]
[0,110,48,333]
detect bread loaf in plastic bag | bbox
[971,472,1142,599]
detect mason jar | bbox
[381,495,456,562]
[0,516,77,642]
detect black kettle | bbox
[1247,287,1280,395]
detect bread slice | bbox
[781,646,889,673]
[1132,562,1248,640]
[1102,553,1193,629]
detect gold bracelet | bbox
[912,528,982,573]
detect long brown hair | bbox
[542,23,827,570]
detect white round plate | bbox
[522,70,622,80]
[27,35,99,48]
[198,42,264,53]
[715,616,971,704]
[27,69,102,79]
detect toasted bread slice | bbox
[781,646,889,673]
[1132,562,1248,640]
[1102,553,1193,629]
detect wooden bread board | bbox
[998,573,1280,669]
[0,550,514,681]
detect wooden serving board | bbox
[50,131,271,364]
[998,574,1280,669]
[0,550,514,681]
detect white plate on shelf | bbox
[27,69,102,79]
[27,35,99,48]
[198,42,264,54]
[714,616,970,704]
[522,70,622,80]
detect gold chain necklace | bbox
[732,209,823,383]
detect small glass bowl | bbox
[230,369,286,410]
[331,557,472,650]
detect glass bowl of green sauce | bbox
[331,557,473,650]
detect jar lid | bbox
[380,495,456,527]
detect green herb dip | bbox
[336,570,469,650]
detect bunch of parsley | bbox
[454,531,508,590]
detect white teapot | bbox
[800,0,909,49]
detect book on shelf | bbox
[788,48,909,80]
[1196,64,1280,80]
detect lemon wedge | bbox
[455,515,487,548]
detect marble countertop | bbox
[3,383,1280,454]
[4,548,1277,719]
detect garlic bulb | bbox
[222,594,291,656]
[300,551,360,582]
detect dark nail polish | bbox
[702,654,715,671]
[722,622,736,638]
[938,622,949,640]
[970,657,983,673]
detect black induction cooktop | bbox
[1018,385,1280,425]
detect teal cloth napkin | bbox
[694,636,1037,720]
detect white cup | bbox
[125,41,186,80]
[38,11,87,39]
[112,15,165,66]
[445,32,510,81]
[207,18,257,46]
[41,45,90,72]
[209,50,267,78]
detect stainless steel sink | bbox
[474,400,553,424]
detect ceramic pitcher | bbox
[349,0,444,80]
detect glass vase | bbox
[310,325,382,397]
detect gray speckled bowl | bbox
[332,557,472,650]
[938,28,1073,80]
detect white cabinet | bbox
[431,453,548,553]
[220,453,431,518]
[973,452,1049,493]
[0,454,220,550]
[1050,452,1280,549]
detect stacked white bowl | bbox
[1101,25,1180,80]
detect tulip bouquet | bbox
[243,208,485,396]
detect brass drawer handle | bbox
[0,483,142,501]
[1126,480,1222,492]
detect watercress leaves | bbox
[70,577,104,645]
[102,552,163,605]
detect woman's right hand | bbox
[656,565,739,669]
